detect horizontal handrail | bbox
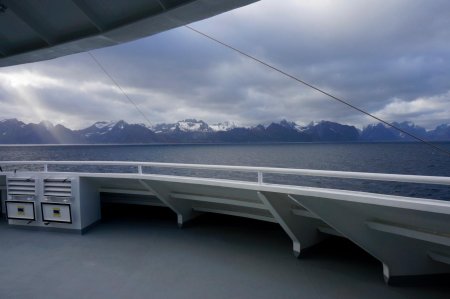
[1,160,450,186]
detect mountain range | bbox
[0,118,449,144]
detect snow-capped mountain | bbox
[2,118,450,144]
[175,119,212,132]
[209,121,238,132]
[82,121,122,137]
[94,121,120,130]
[78,120,157,143]
[151,119,212,133]
[277,119,307,132]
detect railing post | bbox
[138,165,143,174]
[44,164,48,172]
[258,171,263,185]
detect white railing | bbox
[1,160,450,186]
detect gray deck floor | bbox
[1,205,449,299]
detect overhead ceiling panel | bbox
[0,0,258,67]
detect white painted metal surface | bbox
[0,160,449,284]
[7,177,36,196]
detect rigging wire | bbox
[87,51,153,127]
[185,25,450,157]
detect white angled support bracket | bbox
[257,191,325,257]
[290,194,450,284]
[139,180,199,228]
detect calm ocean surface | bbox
[1,142,449,200]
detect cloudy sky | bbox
[1,0,450,129]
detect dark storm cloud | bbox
[0,0,449,129]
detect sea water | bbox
[1,142,449,200]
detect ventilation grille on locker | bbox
[44,178,72,198]
[7,178,36,198]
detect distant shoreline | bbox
[1,141,450,147]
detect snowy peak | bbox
[278,119,296,129]
[150,123,175,134]
[77,120,157,143]
[277,119,307,132]
[2,118,450,144]
[95,120,128,130]
[210,121,238,132]
[151,119,214,133]
[176,119,211,132]
[94,120,128,130]
[94,121,117,129]
[80,120,130,138]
